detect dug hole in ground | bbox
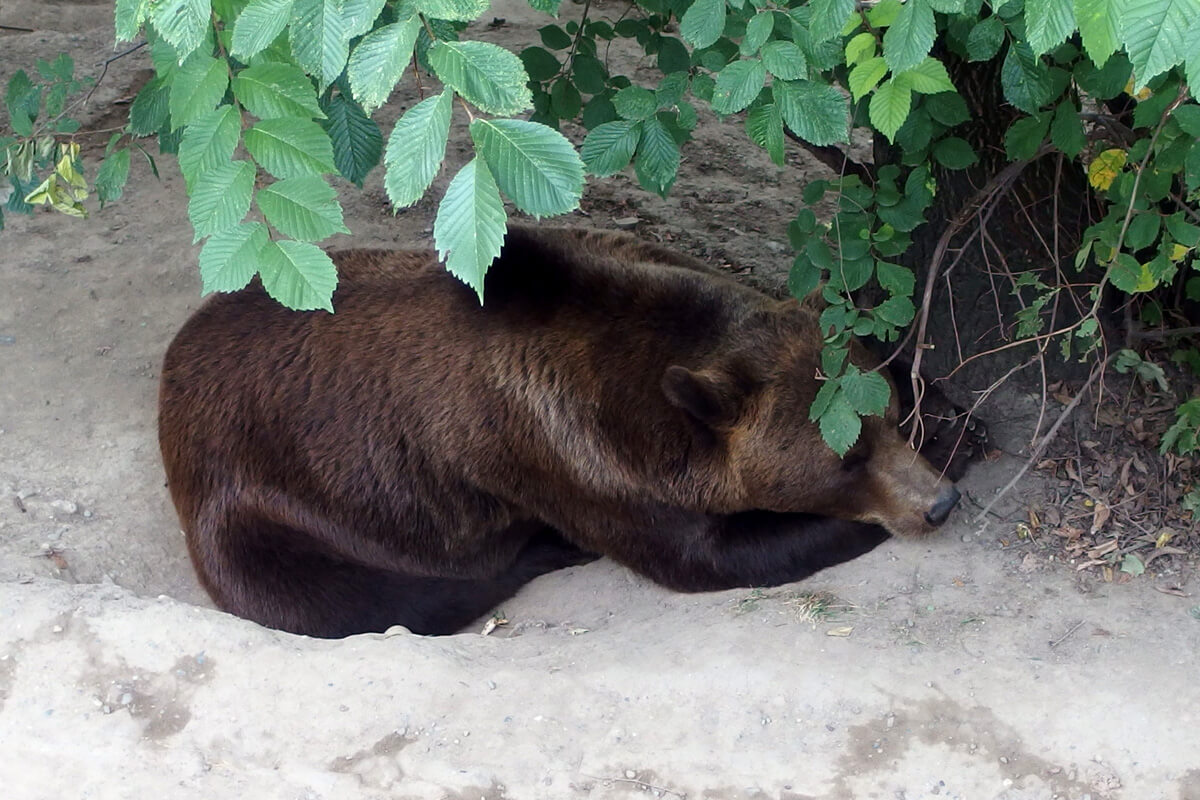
[1,1,1198,798]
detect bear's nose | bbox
[924,486,961,527]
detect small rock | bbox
[625,770,636,779]
[0,335,15,346]
[51,500,78,514]
[613,216,640,229]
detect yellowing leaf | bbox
[1124,75,1152,101]
[1088,148,1127,190]
[1134,263,1159,292]
[1156,529,1174,547]
[24,143,89,218]
[1169,243,1190,261]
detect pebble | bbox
[51,499,78,514]
[625,770,636,779]
[613,217,640,229]
[0,335,15,346]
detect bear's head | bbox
[661,302,960,539]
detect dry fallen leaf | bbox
[1090,501,1111,534]
[480,615,508,636]
[826,626,853,637]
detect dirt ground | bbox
[2,1,1200,798]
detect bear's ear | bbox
[662,365,741,428]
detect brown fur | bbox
[158,227,959,637]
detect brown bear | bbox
[158,226,962,638]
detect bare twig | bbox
[0,23,35,32]
[582,774,686,799]
[1048,619,1084,648]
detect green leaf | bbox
[199,222,269,293]
[384,89,452,208]
[178,104,242,189]
[258,239,338,311]
[321,92,383,187]
[809,378,840,421]
[233,62,325,120]
[520,47,561,82]
[245,116,338,178]
[613,86,658,120]
[347,18,421,112]
[428,41,532,116]
[116,0,152,41]
[809,0,855,43]
[415,0,491,22]
[742,11,775,55]
[150,0,212,61]
[433,157,507,303]
[96,148,131,206]
[290,0,352,89]
[762,41,807,80]
[1026,0,1076,56]
[775,80,849,145]
[893,57,955,94]
[1074,0,1120,66]
[1001,40,1054,113]
[129,75,171,135]
[550,78,582,119]
[657,37,692,74]
[469,118,584,216]
[581,119,642,176]
[1174,104,1200,137]
[876,260,915,296]
[869,79,912,142]
[528,0,562,13]
[169,54,230,130]
[711,60,765,114]
[1122,0,1200,88]
[874,294,915,326]
[680,0,726,50]
[1051,100,1086,157]
[788,251,822,299]
[1120,553,1146,575]
[848,57,888,101]
[231,0,295,59]
[932,136,977,168]
[1004,112,1051,160]
[845,32,877,66]
[883,0,934,74]
[745,102,785,165]
[841,368,890,417]
[572,54,608,93]
[634,116,681,197]
[1107,252,1143,293]
[966,15,1005,62]
[539,24,573,50]
[257,175,349,240]
[818,391,862,456]
[187,159,255,241]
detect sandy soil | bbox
[2,1,1199,798]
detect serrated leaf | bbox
[150,0,211,61]
[1027,0,1076,57]
[469,118,584,216]
[169,54,230,130]
[776,80,849,145]
[742,12,774,55]
[932,136,977,168]
[528,0,562,11]
[341,0,386,37]
[539,24,573,50]
[581,119,642,176]
[1004,112,1051,160]
[882,0,934,74]
[874,294,915,325]
[415,0,490,22]
[348,18,421,112]
[869,79,912,142]
[178,104,242,189]
[428,41,532,116]
[231,0,295,59]
[809,0,855,43]
[1074,0,1120,66]
[258,239,338,311]
[762,41,807,80]
[116,0,151,41]
[613,86,658,120]
[894,57,955,94]
[1001,40,1054,113]
[746,102,785,165]
[966,15,1005,61]
[199,222,269,293]
[841,368,890,417]
[290,0,352,89]
[818,391,862,456]
[809,378,840,421]
[634,116,681,197]
[520,46,561,82]
[680,0,725,50]
[1107,252,1143,293]
[711,60,765,114]
[1051,100,1086,157]
[384,89,452,207]
[257,175,349,241]
[1122,0,1200,88]
[187,159,255,241]
[321,92,383,187]
[433,157,507,302]
[129,75,170,135]
[245,116,337,178]
[96,148,131,206]
[233,62,325,120]
[876,260,914,296]
[848,57,888,101]
[845,32,877,66]
[1088,148,1127,190]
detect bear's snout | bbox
[924,485,961,527]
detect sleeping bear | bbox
[158,226,963,637]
